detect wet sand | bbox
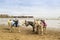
[0,25,60,40]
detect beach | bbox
[0,25,60,40]
[0,18,60,40]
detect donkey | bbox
[24,19,44,35]
[24,20,35,32]
[8,19,20,32]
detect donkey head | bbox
[24,20,29,26]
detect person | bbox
[14,18,21,32]
[41,20,47,34]
[14,19,18,27]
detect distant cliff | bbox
[0,14,33,18]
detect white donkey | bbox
[35,18,47,35]
[8,19,20,32]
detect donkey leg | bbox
[10,25,14,32]
[36,26,39,34]
[41,25,43,35]
[43,27,47,34]
[10,26,13,32]
[32,26,35,32]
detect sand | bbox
[0,25,60,40]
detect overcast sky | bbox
[0,0,60,18]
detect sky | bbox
[0,0,60,18]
